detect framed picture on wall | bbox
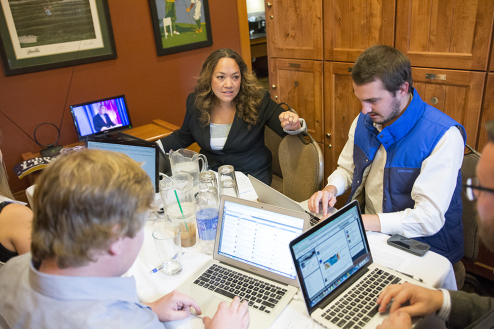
[148,0,213,56]
[0,0,117,76]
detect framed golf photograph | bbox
[0,0,116,76]
[148,0,213,56]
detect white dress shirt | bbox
[326,116,464,238]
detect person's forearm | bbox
[362,214,381,232]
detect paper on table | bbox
[271,298,323,329]
[235,171,258,201]
[370,246,413,272]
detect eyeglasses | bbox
[463,177,494,201]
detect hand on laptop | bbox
[144,290,202,322]
[308,185,337,216]
[203,296,250,329]
[376,282,443,320]
[377,311,412,329]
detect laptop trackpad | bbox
[198,295,226,318]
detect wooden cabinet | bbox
[412,68,485,146]
[324,0,395,62]
[323,62,360,176]
[478,73,494,151]
[396,0,494,71]
[269,58,324,143]
[265,0,323,60]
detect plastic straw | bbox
[173,190,189,231]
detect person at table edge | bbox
[308,45,465,265]
[159,48,306,185]
[376,120,494,329]
[0,150,249,329]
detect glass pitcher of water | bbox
[169,149,208,193]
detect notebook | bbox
[248,174,336,227]
[289,201,430,329]
[85,138,159,192]
[176,195,310,328]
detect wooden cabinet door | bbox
[269,59,324,143]
[396,0,494,70]
[324,0,396,62]
[265,0,323,60]
[412,68,485,147]
[323,62,361,177]
[478,73,494,151]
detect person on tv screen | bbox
[93,105,116,132]
[159,48,306,185]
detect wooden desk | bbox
[21,119,179,161]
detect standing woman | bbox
[0,131,32,263]
[160,48,306,184]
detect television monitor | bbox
[70,95,132,141]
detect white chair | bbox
[26,185,35,209]
[163,17,173,39]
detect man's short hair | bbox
[31,149,154,268]
[352,45,413,94]
[486,120,494,143]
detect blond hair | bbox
[31,149,154,268]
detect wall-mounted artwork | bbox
[0,0,116,76]
[149,0,213,56]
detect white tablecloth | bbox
[127,173,456,328]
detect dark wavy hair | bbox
[352,45,413,95]
[194,48,264,128]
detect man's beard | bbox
[376,96,402,126]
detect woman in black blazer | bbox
[160,48,306,184]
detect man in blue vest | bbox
[308,45,465,264]
[376,121,494,329]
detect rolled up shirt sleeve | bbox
[378,126,465,237]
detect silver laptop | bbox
[248,174,335,227]
[289,201,430,328]
[176,196,310,328]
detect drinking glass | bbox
[159,172,197,247]
[152,224,182,275]
[218,165,239,198]
[199,171,218,198]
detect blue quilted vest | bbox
[347,90,466,264]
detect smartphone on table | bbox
[387,234,430,256]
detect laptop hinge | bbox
[218,262,289,286]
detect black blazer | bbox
[160,91,287,184]
[93,113,114,132]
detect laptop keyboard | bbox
[193,264,287,313]
[308,212,320,226]
[320,268,401,329]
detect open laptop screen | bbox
[86,139,159,192]
[217,200,304,280]
[290,202,370,308]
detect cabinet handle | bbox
[267,2,272,8]
[326,133,331,139]
[327,144,332,149]
[270,15,274,19]
[425,73,446,80]
[430,97,439,104]
[272,85,277,89]
[274,96,278,99]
